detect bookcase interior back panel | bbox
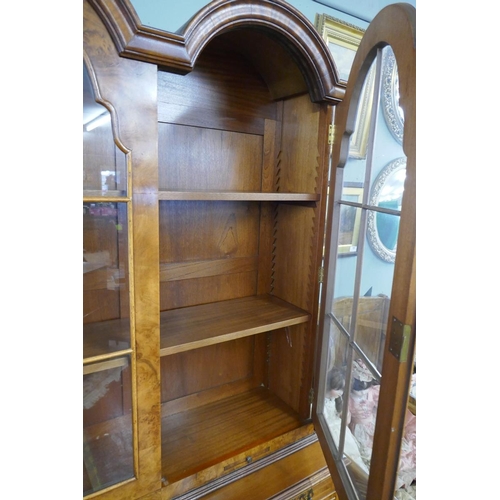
[154,27,328,491]
[160,335,267,407]
[158,124,264,191]
[157,38,277,136]
[159,200,261,310]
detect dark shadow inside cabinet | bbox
[157,30,329,495]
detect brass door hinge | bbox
[309,387,314,405]
[308,387,315,420]
[388,316,412,362]
[318,266,324,283]
[328,124,335,145]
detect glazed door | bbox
[83,2,161,498]
[313,5,415,500]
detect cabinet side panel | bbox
[267,96,328,417]
[267,324,306,412]
[279,95,322,195]
[272,204,318,310]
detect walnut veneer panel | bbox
[202,440,336,500]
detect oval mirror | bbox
[367,157,406,263]
[382,47,404,144]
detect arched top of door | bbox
[333,3,416,167]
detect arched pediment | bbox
[88,0,345,103]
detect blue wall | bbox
[131,0,416,33]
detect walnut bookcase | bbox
[83,0,344,498]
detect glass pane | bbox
[83,356,134,495]
[83,202,130,358]
[323,329,371,498]
[323,322,368,467]
[319,42,415,499]
[343,58,377,168]
[381,47,404,145]
[338,195,363,256]
[83,62,127,194]
[353,296,391,373]
[395,357,416,499]
[326,320,350,379]
[346,359,380,499]
[367,157,405,263]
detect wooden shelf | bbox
[158,190,320,201]
[160,294,310,356]
[83,356,129,375]
[161,386,304,484]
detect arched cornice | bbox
[87,0,345,103]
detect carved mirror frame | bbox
[367,157,406,263]
[381,47,404,144]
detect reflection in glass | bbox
[338,202,362,255]
[377,211,400,251]
[83,62,127,194]
[367,158,406,263]
[83,357,134,495]
[324,364,370,481]
[83,59,134,496]
[326,317,350,375]
[345,359,380,498]
[382,46,404,144]
[352,293,391,373]
[319,41,415,499]
[395,356,416,499]
[83,202,130,358]
[348,60,377,160]
[323,322,370,481]
[394,404,417,498]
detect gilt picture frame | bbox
[338,183,364,256]
[314,14,364,84]
[315,14,374,159]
